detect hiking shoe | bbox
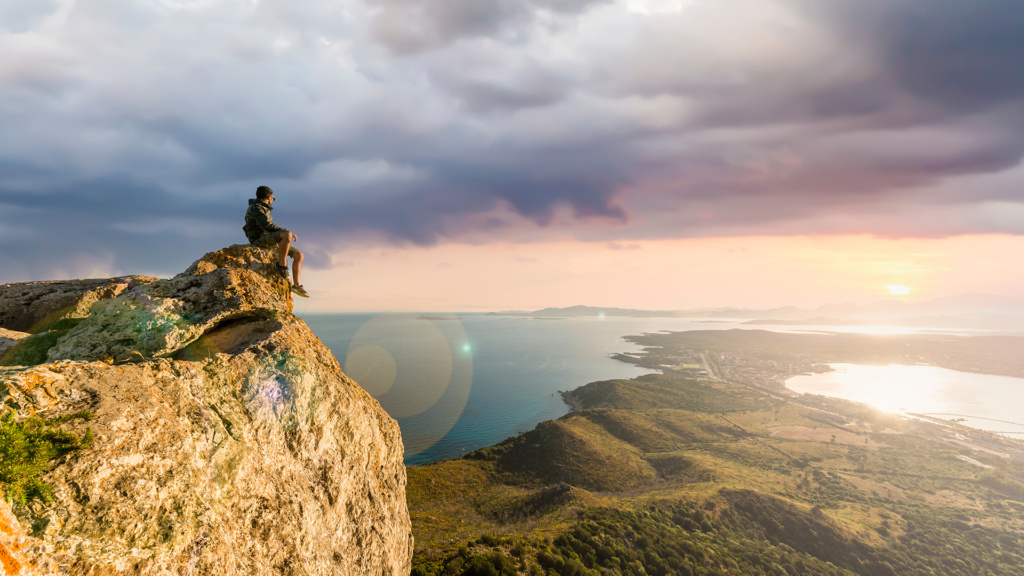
[276,264,290,280]
[291,284,310,298]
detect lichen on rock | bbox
[0,245,412,575]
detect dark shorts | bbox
[251,232,299,258]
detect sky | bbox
[2,0,1023,312]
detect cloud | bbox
[0,0,62,34]
[1,0,1023,282]
[807,0,1024,114]
[368,0,608,53]
[0,174,239,280]
[430,60,571,113]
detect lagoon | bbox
[786,363,1024,441]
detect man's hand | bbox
[291,232,298,242]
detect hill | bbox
[407,371,1024,575]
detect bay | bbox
[302,314,715,464]
[786,363,1024,441]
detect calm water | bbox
[301,313,1021,464]
[302,314,722,464]
[786,364,1024,441]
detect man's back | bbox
[243,198,280,243]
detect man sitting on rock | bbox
[243,186,310,298]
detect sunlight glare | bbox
[886,284,911,296]
[625,0,691,15]
[787,364,949,415]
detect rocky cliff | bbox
[0,246,412,575]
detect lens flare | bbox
[346,315,453,418]
[344,344,398,396]
[343,313,472,457]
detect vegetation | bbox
[0,330,69,367]
[413,495,1024,576]
[408,361,1024,575]
[0,409,94,506]
[620,329,1024,380]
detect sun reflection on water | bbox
[859,364,948,413]
[786,363,1024,438]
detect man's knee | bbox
[293,249,304,261]
[277,230,291,241]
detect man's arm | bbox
[253,204,284,234]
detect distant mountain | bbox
[490,293,1024,331]
[742,313,1024,331]
[487,305,691,318]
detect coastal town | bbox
[610,329,1024,464]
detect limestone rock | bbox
[47,245,293,363]
[0,498,62,575]
[0,245,412,575]
[0,277,157,334]
[0,328,29,362]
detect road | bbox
[699,352,719,380]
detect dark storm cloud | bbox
[0,175,239,279]
[293,134,631,246]
[808,0,1024,114]
[437,72,571,113]
[370,0,525,54]
[582,0,1024,230]
[2,0,1024,282]
[601,0,1024,127]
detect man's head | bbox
[256,186,274,203]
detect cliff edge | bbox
[0,245,412,575]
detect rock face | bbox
[0,328,28,361]
[0,277,158,334]
[0,245,412,575]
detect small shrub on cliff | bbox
[0,409,95,506]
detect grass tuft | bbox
[0,409,95,506]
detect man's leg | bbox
[292,249,303,286]
[288,248,309,297]
[276,230,292,267]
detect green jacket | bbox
[243,199,283,242]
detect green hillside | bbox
[407,373,1024,576]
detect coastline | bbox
[407,337,1024,576]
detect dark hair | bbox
[256,186,274,200]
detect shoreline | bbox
[401,325,1024,467]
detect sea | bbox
[300,313,1024,464]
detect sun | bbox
[886,284,911,296]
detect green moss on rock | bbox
[0,409,94,506]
